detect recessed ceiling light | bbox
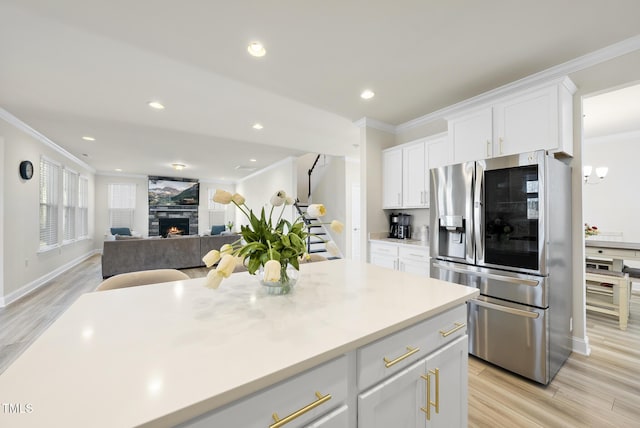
[115,168,123,172]
[247,42,266,57]
[148,101,165,110]
[249,158,257,162]
[252,123,264,130]
[172,163,186,171]
[360,89,375,100]
[82,136,95,141]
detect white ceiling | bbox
[1,1,640,181]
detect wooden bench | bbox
[585,268,630,330]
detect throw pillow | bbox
[211,225,226,235]
[110,227,132,236]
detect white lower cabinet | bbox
[180,356,348,428]
[370,242,429,277]
[179,307,468,428]
[358,336,468,428]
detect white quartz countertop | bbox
[0,259,477,427]
[369,237,429,248]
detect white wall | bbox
[236,157,297,228]
[361,127,396,260]
[0,136,4,302]
[583,132,640,241]
[1,117,96,305]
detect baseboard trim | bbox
[1,250,100,308]
[572,335,591,356]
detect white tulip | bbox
[205,270,224,289]
[231,193,245,205]
[330,220,344,234]
[270,190,287,207]
[263,259,281,282]
[326,241,340,257]
[202,249,221,268]
[220,244,234,256]
[216,254,237,278]
[307,204,326,218]
[285,196,295,205]
[213,189,233,204]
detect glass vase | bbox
[259,263,299,295]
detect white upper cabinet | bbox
[402,141,428,208]
[382,148,403,209]
[426,134,451,170]
[447,77,576,163]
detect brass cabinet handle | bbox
[486,140,491,157]
[270,391,332,428]
[383,346,419,368]
[499,137,504,154]
[439,322,466,337]
[420,368,440,420]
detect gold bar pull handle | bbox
[439,322,466,337]
[270,391,332,428]
[419,369,440,420]
[383,346,420,368]
[486,140,491,157]
[420,373,431,420]
[431,368,440,414]
[499,137,504,155]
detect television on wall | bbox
[148,176,200,207]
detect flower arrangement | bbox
[202,189,343,290]
[585,223,599,237]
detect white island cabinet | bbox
[0,259,477,428]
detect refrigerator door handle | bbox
[431,261,540,287]
[471,298,540,319]
[474,162,485,264]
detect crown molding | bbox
[584,129,640,146]
[0,107,96,173]
[353,117,396,134]
[397,35,640,132]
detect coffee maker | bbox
[389,213,412,239]
[398,213,412,239]
[389,213,400,238]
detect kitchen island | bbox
[0,259,478,427]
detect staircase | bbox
[294,202,340,260]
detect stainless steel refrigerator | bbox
[429,150,572,384]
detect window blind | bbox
[207,187,226,228]
[63,168,78,242]
[78,176,89,238]
[39,158,60,249]
[108,183,136,228]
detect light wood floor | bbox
[1,255,639,427]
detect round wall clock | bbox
[19,160,34,180]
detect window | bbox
[207,187,226,227]
[108,183,136,228]
[63,168,78,242]
[39,158,60,250]
[78,176,89,239]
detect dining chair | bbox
[95,269,190,291]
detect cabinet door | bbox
[427,136,450,170]
[423,336,468,428]
[449,107,492,163]
[370,253,397,270]
[402,142,427,207]
[382,148,403,208]
[358,359,426,428]
[399,258,429,277]
[493,86,557,157]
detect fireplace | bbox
[159,217,190,237]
